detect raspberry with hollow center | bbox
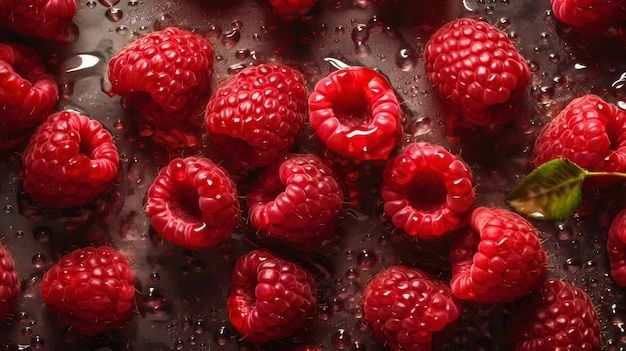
[449,206,547,304]
[146,156,240,250]
[381,142,476,238]
[308,66,403,161]
[227,249,317,343]
[21,110,120,209]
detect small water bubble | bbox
[549,53,561,64]
[150,272,160,282]
[174,339,184,350]
[367,15,384,34]
[99,0,120,6]
[154,14,176,31]
[15,230,24,239]
[357,249,377,270]
[485,5,494,14]
[30,336,44,350]
[16,311,28,322]
[231,20,243,30]
[32,253,47,268]
[318,302,332,320]
[213,326,231,346]
[563,257,582,273]
[235,49,250,60]
[345,267,359,280]
[3,205,12,214]
[142,287,171,321]
[497,17,511,29]
[194,318,206,334]
[128,0,138,5]
[32,226,53,243]
[222,29,241,48]
[331,329,352,350]
[113,120,125,130]
[86,0,97,8]
[335,25,346,36]
[395,48,418,71]
[252,33,262,43]
[105,7,123,22]
[21,327,33,336]
[540,32,549,43]
[115,25,130,35]
[351,24,369,44]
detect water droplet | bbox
[30,336,44,350]
[150,272,160,282]
[3,205,12,214]
[222,29,241,48]
[113,119,125,130]
[351,24,369,44]
[194,318,206,334]
[331,329,352,350]
[563,257,582,273]
[235,49,250,60]
[99,0,120,6]
[207,25,223,43]
[141,287,171,321]
[345,267,359,280]
[105,7,123,22]
[357,249,377,270]
[16,311,28,322]
[174,339,184,350]
[32,253,47,268]
[318,301,332,320]
[116,25,130,35]
[128,0,138,5]
[86,0,97,8]
[231,20,243,30]
[335,25,346,36]
[396,48,418,71]
[213,326,231,346]
[32,226,52,243]
[21,327,33,336]
[15,230,24,239]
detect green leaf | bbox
[506,158,587,221]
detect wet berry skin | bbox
[41,246,136,335]
[21,110,120,209]
[362,265,463,351]
[608,208,626,287]
[424,18,530,127]
[0,0,77,40]
[507,278,600,351]
[0,243,20,320]
[531,94,626,189]
[246,153,344,251]
[146,157,240,250]
[227,249,317,343]
[205,63,307,174]
[308,66,403,161]
[449,207,547,304]
[551,0,626,31]
[381,142,476,238]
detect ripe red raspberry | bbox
[269,0,316,19]
[146,157,240,250]
[507,278,601,351]
[227,249,317,343]
[246,153,344,251]
[0,42,58,132]
[0,0,76,40]
[109,27,213,113]
[205,63,307,173]
[449,206,547,304]
[531,94,626,189]
[41,246,136,335]
[0,243,20,320]
[424,18,530,127]
[308,66,403,161]
[608,208,626,286]
[381,142,476,238]
[551,0,626,31]
[21,110,120,209]
[362,265,463,351]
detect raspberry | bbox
[21,110,120,209]
[0,243,20,320]
[551,0,626,31]
[424,18,530,127]
[0,0,76,40]
[146,157,240,250]
[41,246,136,335]
[227,249,317,343]
[506,278,601,351]
[308,66,403,161]
[531,94,626,189]
[608,208,626,286]
[108,27,213,151]
[204,63,307,173]
[362,265,463,351]
[246,153,344,251]
[381,142,476,238]
[269,0,316,19]
[449,207,547,304]
[0,42,58,132]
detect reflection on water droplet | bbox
[128,0,138,5]
[222,29,241,48]
[235,49,250,60]
[331,329,352,350]
[86,0,97,8]
[105,7,123,22]
[150,272,160,282]
[335,25,346,36]
[30,336,44,350]
[15,230,24,239]
[32,253,47,268]
[154,13,176,31]
[213,326,231,346]
[357,249,376,270]
[3,205,12,214]
[563,257,582,273]
[395,48,418,71]
[116,25,130,35]
[22,327,33,336]
[33,226,52,243]
[99,0,120,6]
[351,24,369,44]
